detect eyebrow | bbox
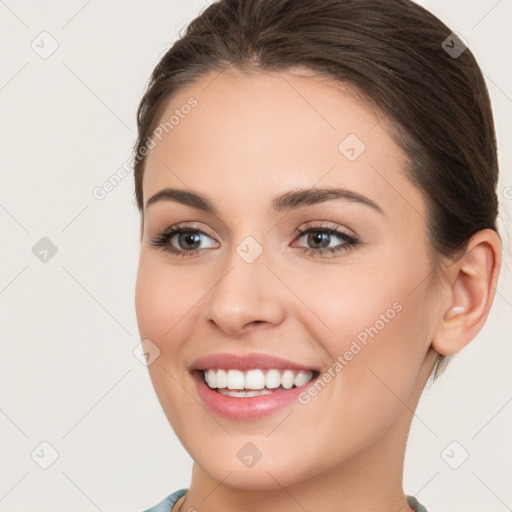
[145,187,383,215]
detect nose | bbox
[204,252,287,337]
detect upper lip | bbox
[189,352,320,372]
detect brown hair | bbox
[132,0,499,380]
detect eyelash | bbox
[149,221,360,259]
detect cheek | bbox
[298,257,433,419]
[300,257,430,353]
[135,252,201,343]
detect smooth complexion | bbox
[135,67,500,512]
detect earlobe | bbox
[431,229,501,357]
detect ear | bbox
[431,229,502,356]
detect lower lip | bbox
[192,371,317,420]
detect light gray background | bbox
[0,1,511,511]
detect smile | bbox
[189,352,321,419]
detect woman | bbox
[132,0,502,510]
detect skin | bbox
[135,67,501,512]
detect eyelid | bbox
[158,222,218,240]
[183,222,217,239]
[293,220,357,238]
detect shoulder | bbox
[141,488,188,512]
[407,495,429,512]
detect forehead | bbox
[142,67,426,222]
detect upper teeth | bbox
[203,368,314,390]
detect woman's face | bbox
[135,67,440,489]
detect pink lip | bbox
[191,371,318,420]
[189,352,319,372]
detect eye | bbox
[291,221,360,257]
[150,223,218,258]
[150,221,360,259]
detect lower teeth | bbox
[215,387,287,397]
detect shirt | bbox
[142,489,429,511]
